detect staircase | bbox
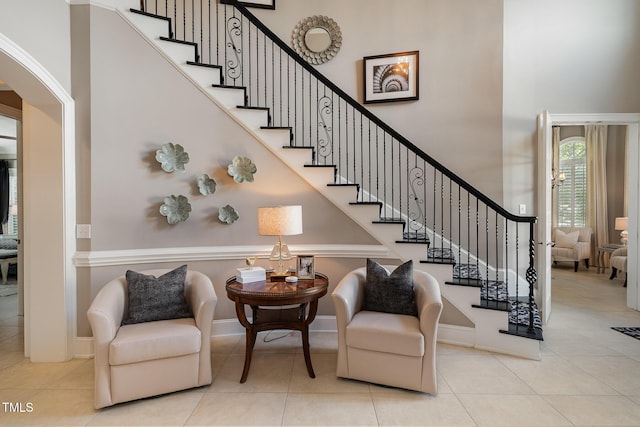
[121,0,542,359]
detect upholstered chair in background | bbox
[87,268,217,409]
[551,227,593,272]
[610,246,628,287]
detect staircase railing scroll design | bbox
[138,0,541,338]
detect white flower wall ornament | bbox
[159,195,191,224]
[218,204,239,224]
[227,156,257,183]
[156,142,190,173]
[197,174,217,196]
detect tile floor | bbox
[0,266,639,426]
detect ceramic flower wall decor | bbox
[159,195,192,224]
[218,204,239,224]
[156,142,190,173]
[197,174,217,196]
[227,156,257,183]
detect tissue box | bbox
[236,266,266,283]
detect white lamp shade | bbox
[258,205,303,236]
[615,216,628,231]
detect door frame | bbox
[0,33,77,361]
[538,112,640,314]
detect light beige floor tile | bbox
[544,395,640,426]
[438,355,534,394]
[282,392,377,426]
[304,331,339,353]
[0,333,24,353]
[373,392,475,427]
[1,388,97,426]
[87,388,205,426]
[458,394,572,426]
[233,330,300,354]
[289,352,370,393]
[211,335,241,354]
[497,354,618,395]
[368,372,453,395]
[568,355,640,395]
[0,358,86,389]
[0,351,25,370]
[186,392,286,426]
[48,358,94,390]
[208,353,293,392]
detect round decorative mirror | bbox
[291,16,342,65]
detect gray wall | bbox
[75,6,385,335]
[253,0,505,203]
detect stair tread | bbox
[472,299,511,312]
[349,201,382,205]
[211,84,245,90]
[420,258,456,265]
[500,323,544,341]
[445,278,484,287]
[186,61,221,69]
[261,126,292,130]
[159,36,197,47]
[237,105,270,110]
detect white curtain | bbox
[585,124,609,265]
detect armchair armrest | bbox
[87,277,127,409]
[413,270,443,338]
[331,267,366,326]
[612,247,627,258]
[184,270,217,331]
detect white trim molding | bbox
[74,244,390,268]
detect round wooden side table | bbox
[225,273,328,383]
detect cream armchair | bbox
[331,266,442,393]
[551,227,593,272]
[87,269,217,409]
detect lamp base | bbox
[621,230,629,246]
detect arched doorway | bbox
[0,33,77,362]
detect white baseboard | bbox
[75,317,471,358]
[436,324,475,347]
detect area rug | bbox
[611,327,640,341]
[0,284,17,297]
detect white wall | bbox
[503,0,640,217]
[0,0,72,94]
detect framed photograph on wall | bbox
[220,0,275,10]
[363,51,419,104]
[296,255,315,280]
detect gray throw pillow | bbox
[122,265,193,325]
[363,259,418,317]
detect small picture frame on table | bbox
[363,50,419,104]
[296,255,315,280]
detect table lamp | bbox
[258,205,303,276]
[615,216,628,245]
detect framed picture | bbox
[296,255,315,280]
[363,51,419,104]
[220,0,275,9]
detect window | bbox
[556,137,587,227]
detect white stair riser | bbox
[125,10,170,39]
